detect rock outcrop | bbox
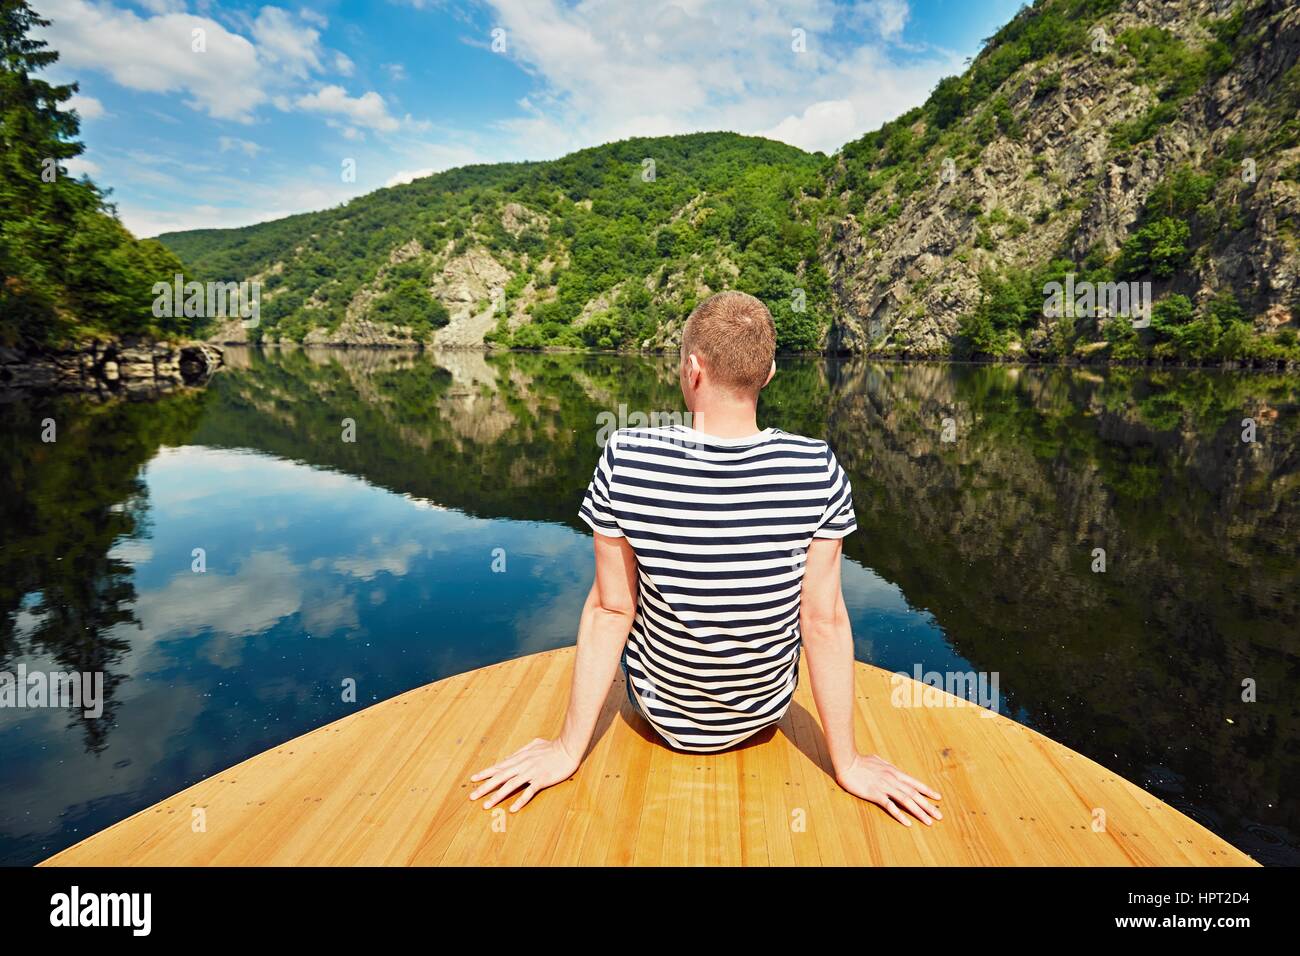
[300,317,423,348]
[823,0,1300,359]
[0,339,224,396]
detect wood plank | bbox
[40,648,1258,867]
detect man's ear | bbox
[686,353,702,385]
[763,360,775,388]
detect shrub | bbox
[370,279,450,336]
[1117,217,1191,278]
[957,268,1032,355]
[1036,71,1062,98]
[1151,293,1195,335]
[1146,165,1215,219]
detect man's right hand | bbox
[469,737,581,813]
[836,752,944,827]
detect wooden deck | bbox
[41,647,1255,866]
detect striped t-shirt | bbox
[579,424,857,752]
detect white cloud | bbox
[218,135,264,157]
[385,167,435,187]
[331,539,425,581]
[131,549,309,641]
[40,0,266,121]
[252,5,324,79]
[762,99,856,154]
[127,545,362,646]
[298,6,329,29]
[63,156,101,178]
[296,84,400,131]
[40,1,380,131]
[760,43,963,152]
[67,92,105,119]
[856,0,910,41]
[384,62,407,82]
[476,0,954,157]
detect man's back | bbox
[474,292,940,827]
[580,423,856,752]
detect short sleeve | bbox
[579,434,624,538]
[814,447,857,539]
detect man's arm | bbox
[470,532,638,812]
[801,536,944,827]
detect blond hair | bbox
[680,292,776,395]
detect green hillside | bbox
[162,133,831,351]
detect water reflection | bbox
[0,348,1295,865]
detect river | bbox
[0,347,1296,865]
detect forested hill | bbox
[0,1,190,349]
[165,133,831,351]
[163,0,1300,363]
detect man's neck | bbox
[688,398,762,440]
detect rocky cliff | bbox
[822,0,1300,362]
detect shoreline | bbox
[213,340,1300,372]
[2,337,1292,397]
[0,339,224,397]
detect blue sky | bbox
[37,0,1025,237]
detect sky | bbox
[36,0,1026,237]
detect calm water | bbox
[1,348,1296,866]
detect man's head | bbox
[679,291,776,409]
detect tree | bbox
[0,0,185,345]
[1117,217,1191,279]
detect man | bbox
[470,291,942,827]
